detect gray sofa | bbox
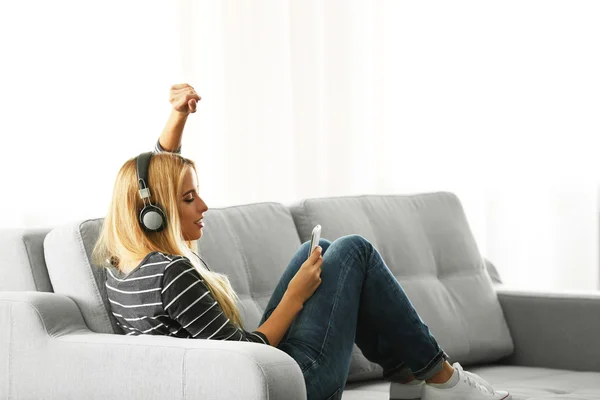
[2,192,600,400]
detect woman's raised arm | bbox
[157,83,201,153]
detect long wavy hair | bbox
[92,152,243,327]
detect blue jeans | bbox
[260,235,448,400]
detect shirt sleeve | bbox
[154,139,182,154]
[161,258,269,345]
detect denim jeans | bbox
[259,235,448,400]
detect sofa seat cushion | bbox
[342,366,600,400]
[289,192,514,382]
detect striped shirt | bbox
[106,251,269,344]
[154,140,181,154]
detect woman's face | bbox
[178,166,208,241]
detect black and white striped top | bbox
[105,250,269,344]
[154,140,181,154]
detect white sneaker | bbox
[422,363,511,400]
[390,380,424,399]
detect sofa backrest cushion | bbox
[0,229,53,292]
[194,203,303,329]
[43,202,303,334]
[288,192,514,382]
[44,219,121,334]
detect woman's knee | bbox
[329,235,376,270]
[302,235,372,264]
[335,234,371,252]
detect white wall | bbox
[1,0,599,290]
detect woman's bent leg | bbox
[260,235,448,399]
[260,238,354,400]
[299,235,447,384]
[348,235,448,382]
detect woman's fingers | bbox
[173,94,200,112]
[183,93,200,103]
[171,87,195,96]
[310,246,322,261]
[169,84,200,112]
[171,83,192,91]
[170,91,198,103]
[176,96,188,110]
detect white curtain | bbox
[1,1,599,291]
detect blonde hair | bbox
[92,152,243,327]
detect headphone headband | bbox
[136,152,153,194]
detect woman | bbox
[92,84,511,400]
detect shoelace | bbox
[455,363,495,394]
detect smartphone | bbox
[309,224,322,257]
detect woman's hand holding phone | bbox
[286,245,323,306]
[309,225,321,257]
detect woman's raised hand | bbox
[169,83,201,114]
[286,246,324,305]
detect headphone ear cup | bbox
[139,204,167,232]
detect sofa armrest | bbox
[496,287,600,372]
[0,291,306,400]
